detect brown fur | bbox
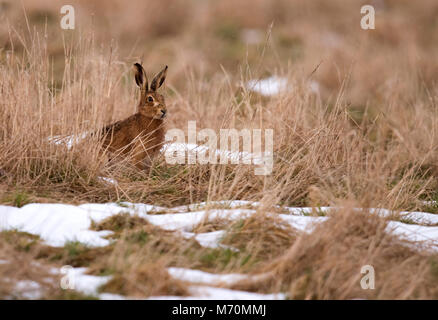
[101,64,168,169]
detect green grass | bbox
[50,291,99,300]
[43,241,113,267]
[125,229,149,246]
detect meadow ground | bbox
[1,0,438,299]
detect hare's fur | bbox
[101,63,168,169]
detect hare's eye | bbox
[147,96,154,103]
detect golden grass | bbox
[0,231,99,299]
[99,262,189,298]
[221,214,298,262]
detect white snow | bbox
[97,176,118,186]
[398,211,438,225]
[98,293,127,300]
[43,266,113,298]
[13,280,43,299]
[387,221,438,246]
[48,132,89,150]
[167,268,249,286]
[144,209,255,231]
[241,29,263,45]
[161,142,270,168]
[2,201,438,249]
[0,202,164,247]
[0,204,115,247]
[246,76,321,96]
[309,80,320,94]
[181,230,226,249]
[168,200,260,213]
[66,268,112,297]
[48,129,269,169]
[421,200,437,206]
[48,132,271,176]
[279,215,328,232]
[188,286,285,300]
[246,76,288,96]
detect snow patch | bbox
[161,142,270,167]
[246,76,288,96]
[67,268,112,297]
[2,202,438,249]
[97,176,118,186]
[387,221,438,247]
[168,268,249,286]
[181,230,226,249]
[48,132,89,150]
[3,200,438,300]
[0,202,162,247]
[149,286,285,300]
[13,280,43,299]
[246,77,320,96]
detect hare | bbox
[101,63,168,170]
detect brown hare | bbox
[101,63,168,170]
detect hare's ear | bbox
[133,63,148,91]
[150,65,168,91]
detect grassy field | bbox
[1,0,438,299]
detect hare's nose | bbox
[160,110,167,118]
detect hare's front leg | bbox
[131,140,151,171]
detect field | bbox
[1,0,438,299]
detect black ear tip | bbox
[164,65,168,70]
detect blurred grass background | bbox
[1,0,437,105]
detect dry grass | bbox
[0,230,102,299]
[1,0,438,299]
[99,262,189,298]
[231,207,438,299]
